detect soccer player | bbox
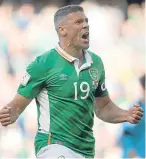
[0,5,144,159]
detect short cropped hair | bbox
[54,5,84,31]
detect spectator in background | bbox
[118,74,145,158]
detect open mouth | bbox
[82,32,89,40]
[81,32,89,43]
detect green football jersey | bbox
[17,44,108,158]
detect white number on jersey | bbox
[73,82,90,100]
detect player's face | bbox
[65,11,89,49]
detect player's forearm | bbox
[5,94,32,124]
[95,100,128,123]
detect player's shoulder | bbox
[33,48,57,67]
[87,50,103,63]
[27,48,57,74]
[36,48,57,63]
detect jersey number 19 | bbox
[73,82,90,100]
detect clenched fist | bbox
[0,106,18,126]
[0,107,12,126]
[126,105,144,124]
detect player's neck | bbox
[59,42,83,60]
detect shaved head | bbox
[54,5,84,31]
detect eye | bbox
[75,20,82,25]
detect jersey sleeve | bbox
[17,56,46,99]
[94,59,108,97]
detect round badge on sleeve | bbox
[21,72,31,86]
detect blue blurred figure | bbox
[119,74,145,158]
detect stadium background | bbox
[0,0,145,158]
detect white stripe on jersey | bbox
[37,89,50,134]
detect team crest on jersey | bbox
[89,68,99,82]
[21,72,31,86]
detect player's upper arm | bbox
[95,95,110,110]
[17,56,47,99]
[93,56,109,115]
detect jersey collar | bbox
[55,44,93,64]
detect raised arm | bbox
[0,94,32,126]
[0,56,47,126]
[95,95,143,124]
[94,57,143,124]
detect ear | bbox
[58,26,67,36]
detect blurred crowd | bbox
[0,0,145,158]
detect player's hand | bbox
[126,105,144,124]
[0,106,11,126]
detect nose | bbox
[83,21,89,29]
